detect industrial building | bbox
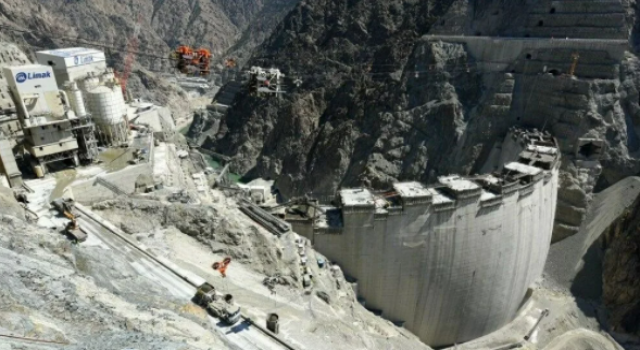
[36,47,107,87]
[37,48,127,147]
[286,128,561,346]
[3,64,81,176]
[0,46,135,184]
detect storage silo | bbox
[86,84,127,145]
[65,81,87,117]
[81,75,100,91]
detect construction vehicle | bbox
[172,45,212,76]
[193,283,242,325]
[51,198,87,243]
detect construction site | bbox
[1,0,640,349]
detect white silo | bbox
[65,81,87,116]
[86,84,127,145]
[80,74,100,92]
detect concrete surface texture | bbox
[308,129,561,347]
[423,35,627,74]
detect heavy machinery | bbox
[193,283,242,325]
[172,45,212,76]
[224,58,237,68]
[248,66,285,95]
[51,197,87,243]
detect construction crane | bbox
[569,52,580,76]
[119,14,143,98]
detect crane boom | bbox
[569,52,580,76]
[120,14,143,98]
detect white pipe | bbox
[67,81,87,116]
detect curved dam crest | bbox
[289,128,561,346]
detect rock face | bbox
[602,193,640,337]
[0,192,235,349]
[204,0,640,245]
[92,198,296,278]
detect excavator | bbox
[172,45,212,76]
[51,197,87,243]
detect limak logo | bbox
[15,71,51,84]
[74,55,94,65]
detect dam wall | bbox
[299,129,561,346]
[525,0,628,40]
[422,36,628,74]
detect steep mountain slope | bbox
[0,200,237,350]
[209,0,465,194]
[206,0,640,239]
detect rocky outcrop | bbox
[209,0,470,195]
[92,198,299,278]
[0,208,235,350]
[0,185,24,220]
[602,192,640,337]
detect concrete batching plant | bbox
[2,64,80,175]
[37,48,128,147]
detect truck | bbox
[192,283,241,325]
[51,198,87,243]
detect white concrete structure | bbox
[128,100,175,141]
[86,83,127,145]
[64,81,87,117]
[36,47,107,87]
[3,64,80,171]
[300,129,561,346]
[239,178,276,205]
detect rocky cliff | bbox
[602,192,640,338]
[203,0,640,245]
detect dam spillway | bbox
[289,129,561,346]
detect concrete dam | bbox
[288,129,561,346]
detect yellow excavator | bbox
[51,198,87,243]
